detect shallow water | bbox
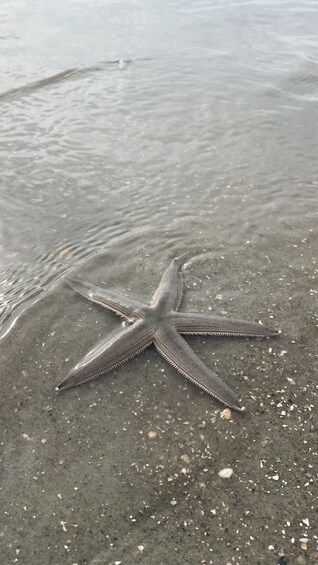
[1,1,318,563]
[1,0,317,337]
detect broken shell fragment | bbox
[221,408,232,420]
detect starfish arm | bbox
[172,312,279,337]
[151,258,183,313]
[57,320,153,390]
[65,277,144,319]
[154,325,243,411]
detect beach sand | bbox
[1,238,317,565]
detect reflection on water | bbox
[0,0,317,339]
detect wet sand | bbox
[1,231,317,565]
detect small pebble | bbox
[299,538,308,551]
[221,408,232,420]
[59,247,71,257]
[218,468,233,479]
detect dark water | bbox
[1,0,317,338]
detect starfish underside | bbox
[57,258,279,411]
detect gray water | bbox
[1,0,317,337]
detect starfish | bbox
[57,258,279,411]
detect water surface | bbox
[1,0,317,336]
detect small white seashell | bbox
[302,518,309,527]
[218,468,233,479]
